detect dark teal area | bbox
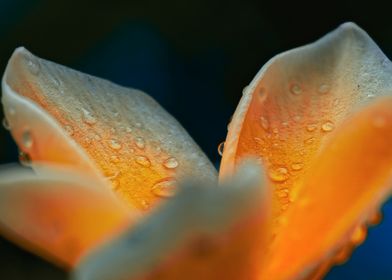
[0,0,391,279]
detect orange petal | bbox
[0,165,137,268]
[2,48,217,211]
[260,98,392,279]
[220,23,392,215]
[72,162,269,280]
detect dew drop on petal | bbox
[2,118,10,130]
[321,121,335,132]
[304,137,315,145]
[269,167,289,182]
[108,139,122,150]
[163,157,179,169]
[151,178,177,198]
[135,137,145,149]
[22,130,33,149]
[291,162,304,171]
[110,155,120,163]
[260,116,269,130]
[290,84,302,95]
[81,108,97,125]
[318,84,330,94]
[306,124,317,132]
[26,57,40,76]
[135,155,151,167]
[217,141,225,156]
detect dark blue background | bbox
[0,1,391,279]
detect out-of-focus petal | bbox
[260,98,392,279]
[2,48,217,210]
[0,165,138,269]
[72,161,269,280]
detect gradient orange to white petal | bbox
[2,48,217,211]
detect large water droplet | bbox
[277,188,289,198]
[318,84,330,94]
[321,121,335,132]
[290,84,302,95]
[269,167,289,182]
[163,157,179,169]
[2,118,10,130]
[217,141,225,156]
[81,109,97,125]
[260,116,269,130]
[22,130,33,149]
[108,139,122,150]
[135,137,145,149]
[135,155,151,167]
[151,178,177,198]
[19,151,32,167]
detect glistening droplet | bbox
[81,109,97,125]
[135,155,151,167]
[135,137,145,149]
[151,178,177,198]
[109,139,122,150]
[217,142,225,156]
[22,130,33,149]
[321,121,335,132]
[269,167,289,182]
[290,84,302,95]
[163,157,179,169]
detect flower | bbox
[0,22,392,280]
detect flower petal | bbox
[0,165,138,268]
[72,161,269,280]
[2,47,217,210]
[260,98,392,279]
[221,22,392,214]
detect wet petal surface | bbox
[2,48,217,210]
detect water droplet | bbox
[306,124,317,132]
[277,188,289,198]
[26,56,40,75]
[318,84,330,94]
[22,130,33,149]
[351,225,367,245]
[19,151,32,166]
[372,115,386,128]
[2,118,10,130]
[367,93,375,99]
[257,87,267,102]
[64,125,74,136]
[135,137,145,149]
[304,137,314,145]
[291,162,303,171]
[260,116,269,130]
[110,155,120,163]
[290,84,302,95]
[151,178,177,198]
[141,200,150,210]
[269,167,289,182]
[217,142,225,156]
[135,155,151,167]
[321,121,335,132]
[293,115,301,122]
[108,139,122,150]
[163,157,179,169]
[81,109,97,125]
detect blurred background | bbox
[0,0,392,279]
